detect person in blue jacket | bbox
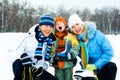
[68,13,117,80]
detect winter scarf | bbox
[55,30,68,53]
[77,32,89,69]
[35,26,53,60]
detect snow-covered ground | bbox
[0,33,120,80]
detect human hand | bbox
[20,53,33,66]
[86,64,97,71]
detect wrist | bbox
[86,64,97,71]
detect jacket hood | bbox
[84,21,97,39]
[28,24,39,35]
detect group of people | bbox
[12,13,117,80]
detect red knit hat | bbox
[54,17,67,27]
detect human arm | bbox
[86,64,97,71]
[67,33,80,59]
[57,40,71,58]
[7,36,28,63]
[94,31,114,69]
[57,33,80,59]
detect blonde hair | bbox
[82,25,87,40]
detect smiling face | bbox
[55,21,66,32]
[71,23,84,35]
[39,25,53,37]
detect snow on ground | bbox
[0,33,120,80]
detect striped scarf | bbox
[55,30,68,53]
[35,27,53,60]
[77,33,89,69]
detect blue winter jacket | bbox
[78,22,114,70]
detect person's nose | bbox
[47,26,52,31]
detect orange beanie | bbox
[54,17,67,27]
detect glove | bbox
[86,64,97,71]
[20,53,32,66]
[32,67,43,77]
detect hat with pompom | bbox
[68,14,84,30]
[39,14,54,27]
[54,17,67,27]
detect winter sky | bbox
[25,0,120,11]
[8,0,119,10]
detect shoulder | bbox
[16,35,36,50]
[67,33,79,45]
[94,30,111,46]
[28,24,39,35]
[65,33,77,41]
[50,33,56,41]
[21,35,36,44]
[95,30,106,38]
[67,33,77,38]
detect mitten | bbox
[20,53,32,66]
[86,64,97,71]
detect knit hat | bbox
[39,14,54,27]
[54,17,67,27]
[68,14,84,30]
